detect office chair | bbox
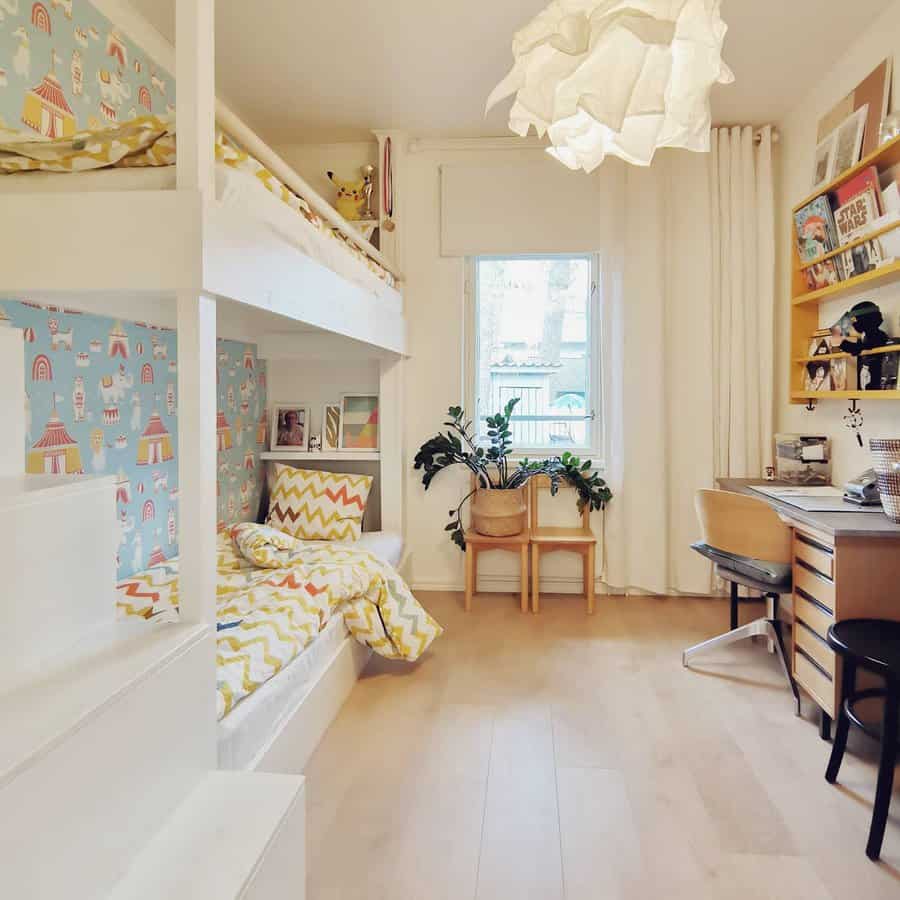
[682,489,801,714]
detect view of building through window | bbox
[474,254,596,451]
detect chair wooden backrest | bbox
[529,475,591,531]
[695,489,792,564]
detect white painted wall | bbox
[275,143,378,212]
[775,0,900,486]
[265,359,383,530]
[278,141,620,592]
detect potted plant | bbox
[414,398,612,549]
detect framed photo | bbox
[322,403,341,452]
[832,105,868,177]
[271,404,310,451]
[339,394,379,450]
[812,132,837,191]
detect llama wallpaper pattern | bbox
[0,299,268,579]
[0,0,174,138]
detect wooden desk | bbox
[718,479,900,730]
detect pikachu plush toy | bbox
[327,169,370,221]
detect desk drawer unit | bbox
[793,532,834,580]
[792,529,837,718]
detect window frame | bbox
[464,252,604,464]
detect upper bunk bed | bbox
[0,1,405,356]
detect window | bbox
[467,254,601,456]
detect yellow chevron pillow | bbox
[267,464,373,542]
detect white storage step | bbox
[0,622,215,899]
[108,770,306,900]
[0,472,118,689]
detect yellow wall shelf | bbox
[792,390,900,401]
[790,133,900,403]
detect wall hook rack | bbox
[804,399,817,411]
[843,399,865,448]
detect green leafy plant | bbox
[414,398,612,550]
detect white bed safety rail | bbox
[215,103,403,284]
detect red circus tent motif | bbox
[137,410,174,466]
[243,346,255,369]
[243,450,255,470]
[256,410,267,446]
[217,409,233,451]
[108,321,130,359]
[22,70,75,138]
[26,408,82,474]
[141,499,155,522]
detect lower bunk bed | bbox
[116,524,438,773]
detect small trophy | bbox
[361,164,376,220]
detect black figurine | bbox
[838,301,894,390]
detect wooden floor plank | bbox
[304,591,900,899]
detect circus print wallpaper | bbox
[0,299,268,579]
[0,1,174,139]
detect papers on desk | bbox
[749,484,883,512]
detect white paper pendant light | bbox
[486,0,734,171]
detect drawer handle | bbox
[796,586,834,617]
[796,558,833,584]
[797,647,833,682]
[797,619,829,647]
[796,533,833,556]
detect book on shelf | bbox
[838,238,885,278]
[803,360,832,392]
[834,166,883,211]
[794,196,840,262]
[834,184,881,243]
[804,256,844,291]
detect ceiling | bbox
[132,0,895,145]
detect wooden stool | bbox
[463,529,530,613]
[825,619,900,861]
[529,476,597,615]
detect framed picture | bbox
[339,394,379,450]
[816,59,892,159]
[812,132,837,191]
[271,404,310,451]
[322,403,341,451]
[832,105,868,177]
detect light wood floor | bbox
[304,591,900,899]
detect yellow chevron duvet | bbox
[116,523,442,719]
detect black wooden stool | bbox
[825,619,900,861]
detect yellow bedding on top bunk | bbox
[116,523,442,720]
[0,115,394,288]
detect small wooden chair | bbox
[463,480,530,613]
[529,476,597,614]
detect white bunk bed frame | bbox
[0,2,408,896]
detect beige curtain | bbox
[602,126,776,595]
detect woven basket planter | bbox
[471,487,527,537]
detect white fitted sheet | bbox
[352,531,404,568]
[0,163,398,305]
[217,613,351,770]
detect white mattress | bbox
[217,613,350,770]
[0,163,398,306]
[351,530,404,568]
